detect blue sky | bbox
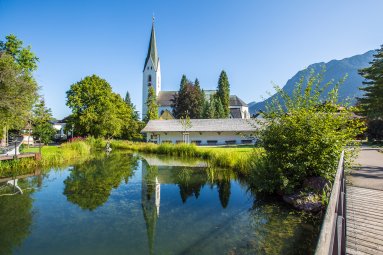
[1,0,382,119]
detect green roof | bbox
[143,23,159,71]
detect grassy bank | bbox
[110,141,264,175]
[0,141,92,177]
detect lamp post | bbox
[71,124,74,140]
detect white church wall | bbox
[142,57,161,119]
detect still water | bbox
[0,153,320,255]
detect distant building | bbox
[141,118,259,145]
[142,20,249,119]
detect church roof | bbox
[157,91,177,106]
[230,95,248,107]
[230,108,242,118]
[142,119,260,133]
[144,23,159,71]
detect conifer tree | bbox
[358,45,383,120]
[32,98,55,144]
[216,70,230,118]
[144,86,158,123]
[215,97,225,118]
[172,75,205,119]
[207,96,217,119]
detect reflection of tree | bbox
[0,178,36,255]
[63,153,138,210]
[216,179,231,208]
[175,168,206,203]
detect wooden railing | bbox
[315,151,346,255]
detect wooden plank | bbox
[347,186,383,255]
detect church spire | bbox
[144,19,159,71]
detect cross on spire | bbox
[152,13,155,24]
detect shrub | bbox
[255,69,365,194]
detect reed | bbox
[110,141,264,175]
[0,140,92,177]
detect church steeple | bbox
[144,20,159,71]
[142,17,161,119]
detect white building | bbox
[141,119,259,145]
[142,21,249,120]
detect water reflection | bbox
[0,153,321,254]
[63,153,139,210]
[0,175,41,254]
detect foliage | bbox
[0,36,39,136]
[144,86,158,123]
[255,69,366,193]
[358,45,383,121]
[216,70,230,117]
[32,97,56,144]
[0,34,39,73]
[125,90,139,120]
[171,75,205,119]
[66,75,137,138]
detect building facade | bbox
[141,119,259,145]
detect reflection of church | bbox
[140,157,232,254]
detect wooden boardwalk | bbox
[347,186,383,254]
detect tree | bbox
[144,86,158,123]
[172,75,205,119]
[32,98,56,144]
[66,75,134,138]
[125,90,139,120]
[358,45,383,139]
[0,35,39,143]
[216,70,230,118]
[0,34,39,74]
[255,69,365,193]
[0,54,38,138]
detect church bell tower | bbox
[142,18,161,119]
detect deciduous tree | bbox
[66,75,135,138]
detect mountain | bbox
[249,50,375,114]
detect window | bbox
[148,75,152,86]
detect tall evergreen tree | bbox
[172,76,205,119]
[216,70,230,118]
[207,96,217,119]
[144,86,158,123]
[125,90,139,120]
[358,45,383,120]
[32,98,56,144]
[215,97,225,118]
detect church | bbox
[141,21,250,120]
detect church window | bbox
[151,66,153,70]
[148,75,152,86]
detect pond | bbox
[0,153,321,255]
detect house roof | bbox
[143,23,159,71]
[157,91,248,108]
[141,119,260,133]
